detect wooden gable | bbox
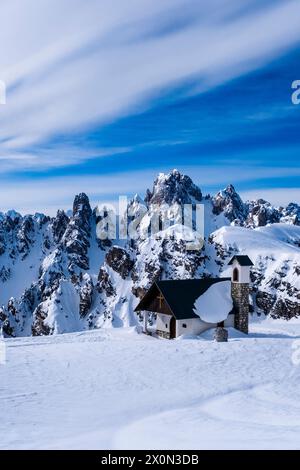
[135,283,173,316]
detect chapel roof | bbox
[228,255,254,266]
[135,277,235,320]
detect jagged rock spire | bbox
[212,184,247,223]
[63,193,92,272]
[145,169,202,206]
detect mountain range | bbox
[0,169,299,337]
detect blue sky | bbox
[0,0,299,214]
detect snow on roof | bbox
[193,280,233,324]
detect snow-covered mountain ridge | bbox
[0,169,299,337]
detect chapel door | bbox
[170,316,176,339]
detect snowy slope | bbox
[1,320,300,450]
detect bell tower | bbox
[228,255,253,334]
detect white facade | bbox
[156,313,172,334]
[231,259,251,284]
[155,313,235,338]
[176,318,214,336]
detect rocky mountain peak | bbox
[145,169,202,206]
[246,199,280,228]
[51,210,70,244]
[62,193,92,273]
[73,193,92,218]
[280,202,300,225]
[212,184,247,223]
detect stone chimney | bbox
[228,255,253,334]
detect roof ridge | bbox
[156,277,231,283]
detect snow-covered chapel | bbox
[135,255,253,339]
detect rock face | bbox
[97,267,116,297]
[131,233,206,295]
[0,307,14,337]
[256,290,276,314]
[17,216,35,258]
[246,199,281,228]
[79,274,94,317]
[280,203,300,226]
[51,210,69,243]
[212,185,247,224]
[145,169,202,206]
[63,193,92,273]
[105,247,134,280]
[0,170,299,338]
[32,303,52,337]
[254,267,300,320]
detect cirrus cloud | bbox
[1,0,300,171]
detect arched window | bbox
[233,267,239,282]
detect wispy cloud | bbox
[0,146,130,173]
[1,0,300,171]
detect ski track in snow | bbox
[1,319,300,450]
